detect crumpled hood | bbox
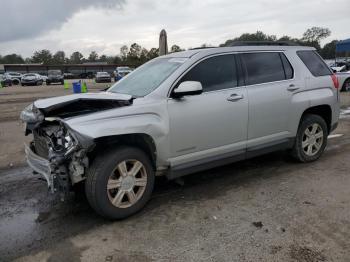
[34,92,132,110]
[33,92,133,119]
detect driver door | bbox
[167,54,248,168]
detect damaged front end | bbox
[22,109,93,199]
[20,95,132,199]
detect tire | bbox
[291,114,328,162]
[85,146,155,219]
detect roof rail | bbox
[190,46,217,50]
[228,41,298,46]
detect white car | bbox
[336,72,350,91]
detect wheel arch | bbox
[91,133,157,169]
[341,77,350,92]
[301,105,332,133]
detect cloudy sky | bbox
[0,0,349,58]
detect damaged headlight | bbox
[20,103,44,123]
[64,133,74,149]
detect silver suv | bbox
[21,45,340,219]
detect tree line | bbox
[0,27,344,66]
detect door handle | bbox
[287,84,299,91]
[227,94,244,102]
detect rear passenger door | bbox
[240,52,296,150]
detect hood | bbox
[34,92,133,119]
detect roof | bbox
[336,39,350,52]
[165,45,315,58]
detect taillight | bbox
[331,74,339,89]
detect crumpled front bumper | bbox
[24,144,54,191]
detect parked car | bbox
[21,73,44,86]
[4,72,22,85]
[330,61,350,73]
[40,75,48,82]
[21,45,340,219]
[63,72,75,79]
[46,70,64,85]
[336,72,350,92]
[114,66,132,81]
[95,72,112,83]
[0,74,12,87]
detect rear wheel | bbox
[85,146,155,219]
[291,114,328,162]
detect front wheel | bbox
[291,114,328,162]
[85,146,155,219]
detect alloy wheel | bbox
[107,159,147,208]
[302,123,324,156]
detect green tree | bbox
[113,56,122,64]
[52,51,66,64]
[140,48,149,63]
[147,48,159,60]
[31,49,53,64]
[88,51,99,62]
[302,27,331,43]
[120,45,129,61]
[170,45,183,53]
[70,51,84,64]
[1,53,25,64]
[99,54,107,62]
[320,40,338,59]
[220,31,277,46]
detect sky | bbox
[0,0,349,58]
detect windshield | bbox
[109,57,186,97]
[24,74,36,77]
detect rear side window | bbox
[241,52,287,85]
[179,54,238,92]
[280,53,294,79]
[297,50,332,76]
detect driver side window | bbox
[179,54,238,92]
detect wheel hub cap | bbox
[121,176,135,191]
[302,123,324,156]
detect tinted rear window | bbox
[241,52,287,85]
[297,50,332,76]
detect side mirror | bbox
[173,81,203,98]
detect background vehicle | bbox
[95,72,112,83]
[21,73,43,86]
[0,74,12,87]
[4,72,22,85]
[21,45,340,219]
[46,70,64,85]
[114,66,132,81]
[63,72,75,79]
[40,75,48,83]
[336,72,350,92]
[330,61,350,73]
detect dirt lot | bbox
[0,80,109,169]
[0,87,350,261]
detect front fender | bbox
[65,113,169,166]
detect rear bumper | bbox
[24,144,53,191]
